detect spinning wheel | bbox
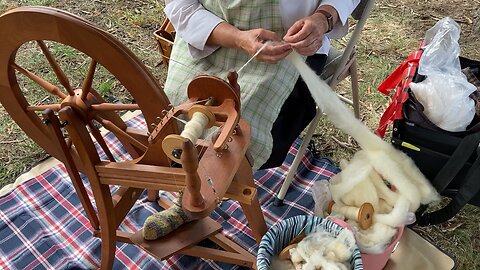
[0,6,173,162]
[0,6,267,269]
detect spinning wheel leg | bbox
[98,203,117,270]
[235,157,267,243]
[147,189,159,202]
[58,106,119,269]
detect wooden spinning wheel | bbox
[0,6,267,269]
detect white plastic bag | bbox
[411,17,476,132]
[312,180,332,217]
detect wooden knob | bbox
[327,201,374,230]
[358,203,374,230]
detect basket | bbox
[154,18,175,66]
[256,215,363,270]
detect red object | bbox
[375,43,425,137]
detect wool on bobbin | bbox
[181,111,210,144]
[162,104,216,164]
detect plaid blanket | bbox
[0,114,339,270]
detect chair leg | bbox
[274,106,323,206]
[350,58,361,119]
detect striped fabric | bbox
[257,215,363,270]
[0,114,339,270]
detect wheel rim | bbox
[0,6,172,163]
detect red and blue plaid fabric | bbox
[0,114,339,270]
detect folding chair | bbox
[274,0,375,205]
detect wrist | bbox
[314,9,334,33]
[311,13,330,34]
[208,22,244,49]
[235,30,248,51]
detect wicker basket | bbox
[256,215,363,270]
[154,18,175,66]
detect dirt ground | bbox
[400,0,479,57]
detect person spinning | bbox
[163,0,360,169]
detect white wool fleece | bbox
[286,52,440,211]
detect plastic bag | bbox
[312,180,332,217]
[411,17,476,132]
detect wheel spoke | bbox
[26,104,61,112]
[81,59,97,100]
[36,40,75,96]
[94,115,147,152]
[91,103,140,111]
[87,121,116,162]
[12,63,67,99]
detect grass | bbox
[0,0,479,269]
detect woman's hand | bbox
[207,22,291,64]
[283,13,329,56]
[237,28,292,64]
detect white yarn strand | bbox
[165,56,206,75]
[237,41,271,74]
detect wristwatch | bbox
[315,9,333,33]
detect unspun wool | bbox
[286,52,440,252]
[348,222,398,254]
[289,228,356,270]
[269,256,295,270]
[373,196,411,228]
[286,52,439,209]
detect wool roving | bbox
[286,52,439,209]
[286,51,440,253]
[289,228,356,270]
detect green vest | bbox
[163,0,300,169]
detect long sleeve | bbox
[320,0,361,38]
[164,0,223,58]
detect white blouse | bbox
[164,0,360,58]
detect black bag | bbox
[391,56,480,226]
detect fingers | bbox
[256,29,281,42]
[284,20,305,41]
[283,16,326,56]
[239,28,292,64]
[255,43,292,63]
[291,36,323,56]
[284,20,310,44]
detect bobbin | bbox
[327,201,374,230]
[279,231,306,260]
[162,104,216,163]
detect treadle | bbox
[130,217,222,260]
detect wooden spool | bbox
[327,201,374,230]
[278,232,306,260]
